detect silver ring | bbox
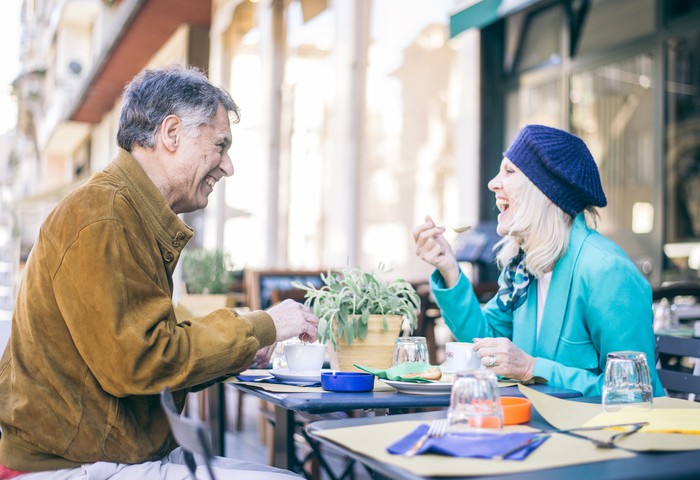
[488,355,496,368]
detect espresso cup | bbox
[602,351,653,412]
[442,342,482,373]
[284,343,326,372]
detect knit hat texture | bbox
[503,124,607,217]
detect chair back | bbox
[655,335,700,397]
[160,386,217,480]
[653,281,700,302]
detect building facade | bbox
[11,0,700,303]
[453,0,700,286]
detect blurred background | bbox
[1,0,700,325]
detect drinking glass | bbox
[448,369,503,431]
[602,351,653,412]
[391,336,429,367]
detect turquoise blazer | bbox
[431,214,664,397]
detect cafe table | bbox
[306,395,700,480]
[225,378,581,475]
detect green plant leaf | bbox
[360,309,369,325]
[357,316,368,339]
[343,321,355,344]
[318,318,328,340]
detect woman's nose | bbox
[487,175,500,192]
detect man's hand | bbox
[250,343,276,368]
[472,337,535,382]
[266,299,319,343]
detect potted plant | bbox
[178,248,241,317]
[292,265,421,371]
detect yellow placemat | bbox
[310,420,632,477]
[584,408,700,434]
[518,384,700,451]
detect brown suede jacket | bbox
[0,150,276,471]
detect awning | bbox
[449,0,543,38]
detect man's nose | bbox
[221,153,234,177]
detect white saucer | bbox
[380,379,453,395]
[269,368,330,383]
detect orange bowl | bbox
[500,397,531,425]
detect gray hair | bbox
[494,173,600,277]
[117,65,240,151]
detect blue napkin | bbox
[236,374,321,388]
[387,424,549,460]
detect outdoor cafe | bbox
[177,267,700,480]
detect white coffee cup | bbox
[442,342,482,373]
[284,343,326,372]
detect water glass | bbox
[391,336,429,367]
[448,369,503,431]
[602,351,653,412]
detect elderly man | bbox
[0,65,317,479]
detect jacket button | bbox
[164,251,174,262]
[172,240,180,248]
[175,232,186,240]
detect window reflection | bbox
[665,32,700,246]
[570,54,655,267]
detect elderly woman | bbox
[413,124,664,397]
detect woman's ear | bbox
[160,115,181,152]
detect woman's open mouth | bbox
[496,199,510,212]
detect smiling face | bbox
[169,105,233,214]
[487,157,525,236]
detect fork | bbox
[553,422,648,449]
[590,422,647,449]
[404,418,448,457]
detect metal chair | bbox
[655,335,700,399]
[160,386,217,480]
[652,281,700,303]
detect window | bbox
[570,54,655,267]
[665,31,700,244]
[577,0,655,56]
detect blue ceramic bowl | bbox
[321,372,374,392]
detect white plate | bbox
[380,379,453,395]
[269,368,330,383]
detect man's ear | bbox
[160,115,181,153]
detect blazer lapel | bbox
[512,282,538,354]
[535,214,592,358]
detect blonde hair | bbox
[494,174,600,277]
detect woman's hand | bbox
[412,215,460,287]
[472,337,535,382]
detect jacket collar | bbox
[109,149,193,274]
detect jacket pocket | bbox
[557,337,600,371]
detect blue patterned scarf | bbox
[496,251,531,312]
